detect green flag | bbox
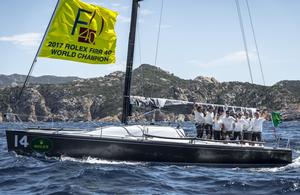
[271,112,282,127]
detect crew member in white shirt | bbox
[234,112,247,140]
[242,111,253,141]
[251,111,267,142]
[204,106,214,139]
[222,110,235,140]
[193,104,205,138]
[213,113,223,140]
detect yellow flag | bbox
[39,0,118,64]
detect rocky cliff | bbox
[0,64,299,122]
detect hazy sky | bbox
[0,0,299,85]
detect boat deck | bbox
[13,125,275,149]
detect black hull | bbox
[6,130,292,167]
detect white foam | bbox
[253,156,300,173]
[294,149,300,154]
[59,156,146,165]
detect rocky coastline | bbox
[0,64,299,123]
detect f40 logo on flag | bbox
[39,0,118,64]
[78,27,96,44]
[71,8,105,44]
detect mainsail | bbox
[130,96,257,115]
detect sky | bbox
[0,0,299,86]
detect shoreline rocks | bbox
[0,64,299,122]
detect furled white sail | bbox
[130,96,257,114]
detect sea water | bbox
[0,121,299,194]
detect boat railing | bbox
[4,113,24,123]
[143,133,265,146]
[3,112,102,131]
[274,137,291,149]
[3,112,56,129]
[286,139,290,148]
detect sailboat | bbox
[5,0,292,167]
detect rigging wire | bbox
[150,0,164,98]
[137,6,145,96]
[245,0,266,85]
[235,0,254,84]
[154,0,164,66]
[16,0,61,103]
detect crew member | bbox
[193,104,205,138]
[242,111,252,141]
[213,113,223,140]
[222,110,235,140]
[251,111,268,142]
[234,112,247,140]
[204,106,214,139]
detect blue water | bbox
[1,121,300,194]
